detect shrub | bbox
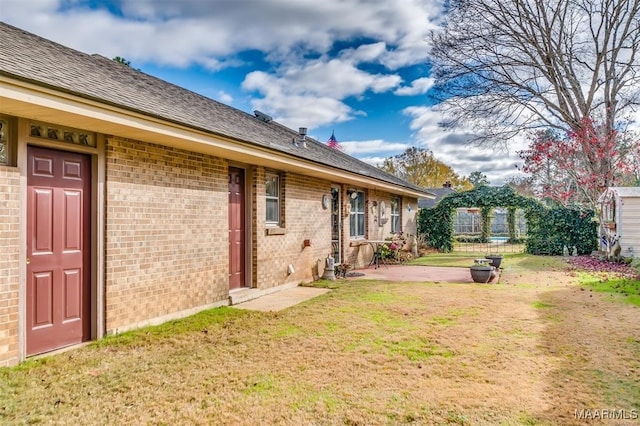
[526,207,597,255]
[454,235,484,243]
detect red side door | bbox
[27,146,91,355]
[228,167,245,290]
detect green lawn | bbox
[1,254,638,425]
[578,272,640,306]
[408,251,567,270]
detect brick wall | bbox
[102,136,419,331]
[0,166,20,366]
[253,167,332,288]
[401,195,419,237]
[343,191,419,269]
[105,137,228,333]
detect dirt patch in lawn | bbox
[1,258,639,425]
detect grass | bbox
[1,254,638,425]
[532,301,554,309]
[502,253,568,272]
[408,251,567,271]
[408,252,482,267]
[578,272,640,306]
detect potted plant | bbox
[470,264,494,283]
[485,253,503,268]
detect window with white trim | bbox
[349,191,365,238]
[266,174,280,225]
[390,197,401,233]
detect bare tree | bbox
[429,0,640,145]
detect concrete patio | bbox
[347,264,483,283]
[233,265,495,312]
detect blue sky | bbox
[1,0,526,185]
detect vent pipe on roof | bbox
[299,127,307,147]
[292,127,308,147]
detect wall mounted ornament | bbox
[378,200,388,225]
[322,194,330,209]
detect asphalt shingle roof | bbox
[418,187,455,209]
[0,22,432,196]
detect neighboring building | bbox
[417,185,455,210]
[0,22,433,365]
[598,187,640,257]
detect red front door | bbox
[27,146,91,355]
[228,167,245,290]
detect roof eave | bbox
[0,76,433,199]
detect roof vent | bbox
[254,110,272,123]
[293,127,308,148]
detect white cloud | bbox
[358,156,389,167]
[395,77,435,96]
[402,105,528,185]
[217,91,233,104]
[2,0,443,68]
[263,59,402,99]
[339,140,411,156]
[252,94,355,130]
[339,42,388,63]
[242,59,402,128]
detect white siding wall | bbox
[619,196,640,257]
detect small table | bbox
[367,240,389,269]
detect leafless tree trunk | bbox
[429,0,640,145]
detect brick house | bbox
[0,22,433,365]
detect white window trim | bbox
[390,197,401,233]
[266,173,280,225]
[349,190,366,239]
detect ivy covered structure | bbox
[417,185,597,255]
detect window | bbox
[0,117,7,164]
[29,121,96,147]
[604,200,615,222]
[390,197,401,233]
[266,174,280,225]
[349,190,365,238]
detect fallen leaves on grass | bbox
[566,256,639,279]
